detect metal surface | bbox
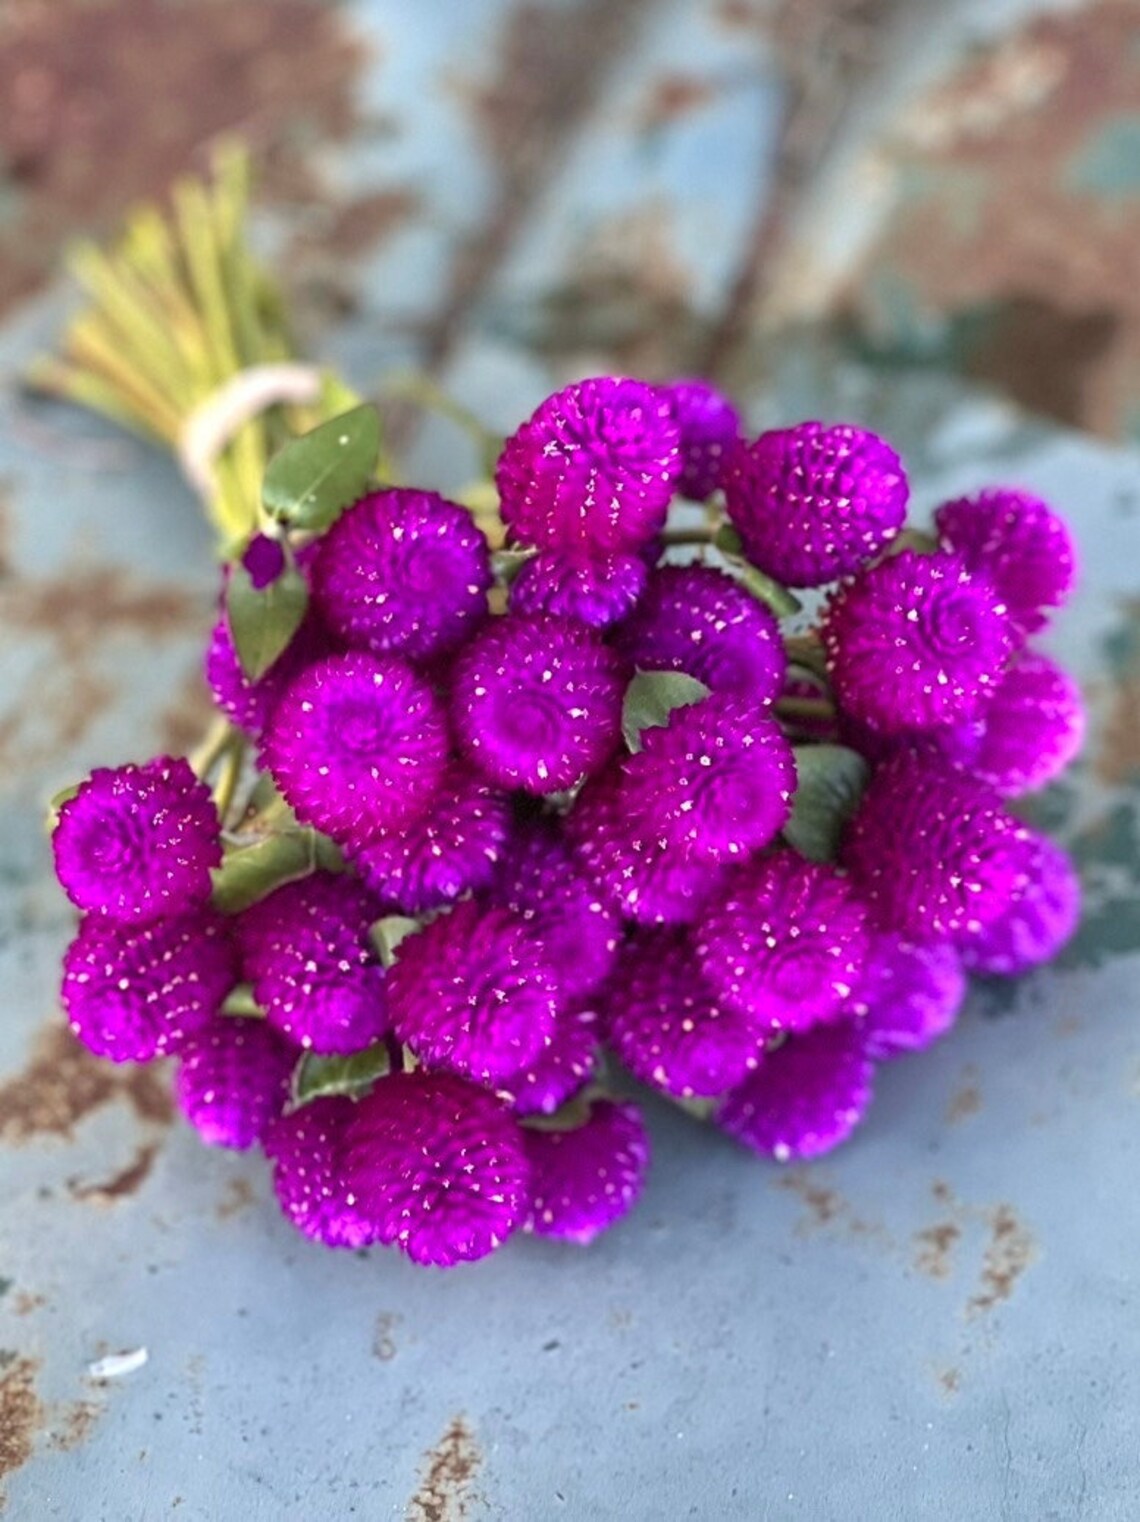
[2,2,1139,1517]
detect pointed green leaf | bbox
[713,523,802,618]
[210,828,342,915]
[221,983,264,1018]
[785,744,870,863]
[291,1043,392,1109]
[622,669,711,752]
[369,915,422,969]
[261,404,380,532]
[225,557,309,681]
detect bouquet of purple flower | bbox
[49,374,1083,1268]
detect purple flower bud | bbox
[498,1005,600,1117]
[660,379,741,500]
[957,833,1079,976]
[175,1018,294,1148]
[53,757,221,924]
[849,934,966,1060]
[935,488,1076,634]
[524,1099,650,1245]
[264,1097,381,1250]
[241,533,287,590]
[508,548,648,630]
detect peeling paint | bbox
[0,1022,172,1146]
[0,1355,42,1505]
[406,1417,483,1522]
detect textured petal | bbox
[660,378,740,500]
[524,1099,649,1244]
[957,833,1080,976]
[498,1005,600,1117]
[850,934,966,1059]
[508,547,647,629]
[264,1097,381,1249]
[175,1017,294,1148]
[935,488,1076,634]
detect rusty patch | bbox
[938,1367,962,1395]
[11,1294,45,1318]
[945,1080,982,1126]
[913,1222,961,1279]
[156,665,216,758]
[68,1140,161,1205]
[775,1168,888,1243]
[373,1312,401,1363]
[1098,600,1140,785]
[637,74,718,133]
[0,1022,172,1146]
[0,1355,42,1502]
[216,1176,256,1220]
[406,1417,483,1522]
[968,1205,1037,1317]
[48,1399,103,1453]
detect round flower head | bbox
[496,376,682,554]
[61,909,236,1063]
[508,548,647,630]
[350,763,511,915]
[696,853,870,1034]
[660,378,740,500]
[723,421,907,586]
[53,756,221,924]
[204,606,331,738]
[601,930,762,1098]
[499,1005,600,1117]
[262,651,449,849]
[386,900,560,1085]
[343,1070,530,1266]
[621,694,795,863]
[264,1097,381,1250]
[613,564,785,702]
[236,872,388,1054]
[524,1099,650,1245]
[175,1018,294,1149]
[717,1022,874,1161]
[842,752,1027,940]
[935,487,1076,634]
[957,833,1079,976]
[311,489,491,662]
[850,934,966,1060]
[822,549,1015,735]
[938,651,1085,796]
[450,614,625,793]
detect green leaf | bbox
[369,915,421,969]
[221,983,264,1018]
[210,829,342,915]
[291,1043,392,1109]
[225,557,309,681]
[785,744,870,863]
[261,404,380,533]
[622,669,711,753]
[46,781,82,829]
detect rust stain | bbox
[637,73,718,133]
[1097,599,1140,784]
[776,1168,888,1243]
[68,1140,161,1204]
[913,1222,961,1279]
[938,1367,962,1395]
[405,1416,483,1522]
[373,1311,401,1363]
[215,1176,256,1220]
[945,1083,982,1126]
[48,1399,104,1452]
[0,1355,42,1504]
[156,666,216,759]
[968,1205,1037,1317]
[11,1294,45,1318]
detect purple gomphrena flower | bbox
[508,548,648,630]
[499,1006,600,1117]
[386,900,560,1085]
[343,1071,530,1266]
[934,488,1076,634]
[723,422,908,587]
[524,1099,650,1245]
[61,909,236,1063]
[174,1018,294,1149]
[204,608,331,739]
[696,853,870,1034]
[842,752,1028,940]
[236,872,388,1054]
[621,695,796,864]
[496,377,682,554]
[264,1097,381,1250]
[937,652,1085,796]
[350,763,512,916]
[262,652,449,849]
[822,549,1015,735]
[717,1022,874,1161]
[957,833,1080,976]
[612,564,786,702]
[488,819,621,1001]
[849,934,966,1060]
[601,930,763,1098]
[311,489,492,662]
[450,614,625,793]
[53,757,221,924]
[660,378,741,500]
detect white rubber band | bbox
[178,363,324,499]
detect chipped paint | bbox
[68,1140,162,1205]
[0,1355,42,1504]
[406,1417,483,1522]
[0,1022,172,1146]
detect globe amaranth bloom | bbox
[205,605,333,738]
[264,1096,381,1250]
[508,547,648,630]
[450,613,626,792]
[386,899,560,1085]
[717,1022,875,1161]
[524,1099,650,1245]
[61,909,237,1063]
[659,378,741,501]
[343,1070,530,1266]
[612,564,786,703]
[236,871,389,1054]
[498,1005,600,1117]
[935,487,1076,634]
[601,930,763,1098]
[696,853,871,1034]
[53,756,221,924]
[262,651,449,849]
[350,762,512,915]
[723,421,908,586]
[175,1018,294,1149]
[957,832,1079,976]
[842,752,1028,941]
[311,489,491,662]
[496,377,681,554]
[848,933,966,1060]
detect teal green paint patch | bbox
[1067,117,1140,197]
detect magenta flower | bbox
[343,1070,530,1265]
[717,1022,874,1161]
[496,377,681,554]
[849,934,966,1060]
[723,421,907,586]
[61,909,236,1063]
[508,548,648,630]
[696,853,871,1034]
[957,833,1080,976]
[175,1018,294,1149]
[264,1097,381,1250]
[524,1099,650,1245]
[499,1005,600,1117]
[53,757,221,924]
[205,605,332,738]
[450,614,625,792]
[612,564,786,702]
[262,652,449,849]
[236,872,388,1054]
[660,378,741,500]
[386,900,560,1085]
[935,487,1076,634]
